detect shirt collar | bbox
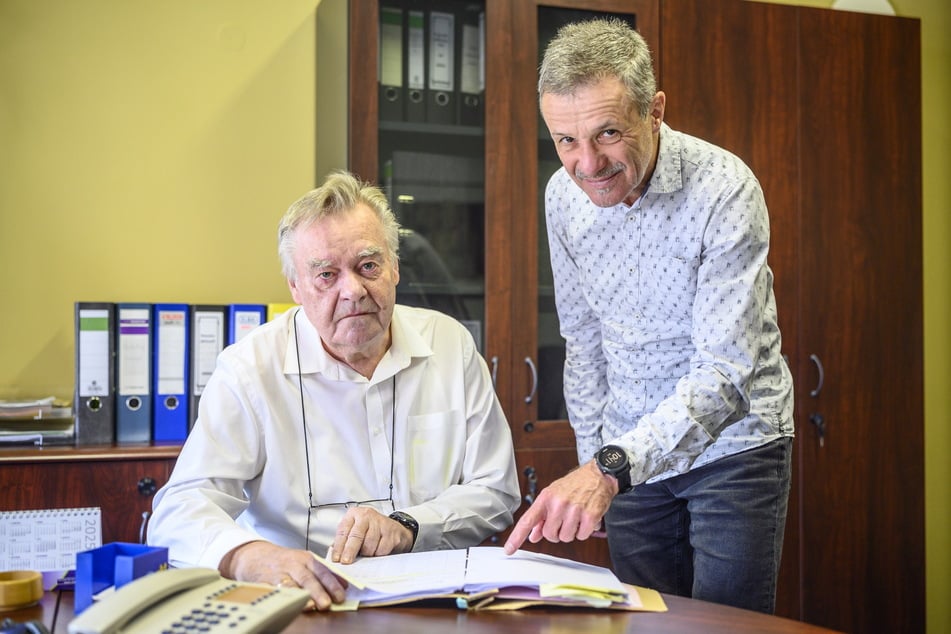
[282,305,433,383]
[645,122,683,196]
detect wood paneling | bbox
[0,446,179,544]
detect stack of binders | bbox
[377,1,485,127]
[73,301,275,446]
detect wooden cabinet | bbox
[0,446,180,544]
[345,0,923,630]
[658,1,923,632]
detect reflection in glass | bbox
[376,2,487,352]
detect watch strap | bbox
[388,511,419,545]
[596,445,633,493]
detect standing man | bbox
[149,171,519,610]
[504,19,794,614]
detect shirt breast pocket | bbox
[639,255,699,321]
[405,410,465,500]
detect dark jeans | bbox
[604,437,792,614]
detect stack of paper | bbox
[0,396,74,445]
[314,546,666,612]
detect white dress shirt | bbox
[148,305,519,569]
[545,123,795,484]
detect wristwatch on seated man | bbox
[388,511,419,545]
[595,444,633,493]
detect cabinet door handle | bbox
[524,357,538,404]
[490,355,499,388]
[809,353,825,397]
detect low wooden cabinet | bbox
[0,445,180,544]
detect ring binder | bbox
[379,4,405,122]
[74,302,116,446]
[404,3,427,123]
[426,8,456,124]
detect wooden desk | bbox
[7,587,842,634]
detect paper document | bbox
[315,546,656,611]
[464,548,630,603]
[316,549,467,606]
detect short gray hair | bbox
[277,170,401,281]
[538,18,656,118]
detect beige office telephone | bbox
[67,567,310,634]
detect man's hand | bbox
[331,506,414,564]
[503,460,617,555]
[219,541,347,611]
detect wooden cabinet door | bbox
[0,456,175,544]
[660,0,923,630]
[657,0,802,617]
[503,0,657,568]
[796,9,923,633]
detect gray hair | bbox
[277,170,401,281]
[538,18,656,118]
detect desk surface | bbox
[8,588,841,634]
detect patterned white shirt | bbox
[545,123,794,485]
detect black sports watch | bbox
[595,445,633,493]
[388,511,419,545]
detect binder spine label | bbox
[232,312,263,343]
[77,310,110,397]
[380,7,403,85]
[156,310,187,395]
[193,312,224,396]
[429,12,455,91]
[117,308,151,395]
[407,11,425,91]
[460,22,481,95]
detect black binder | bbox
[379,3,405,121]
[457,3,484,127]
[74,302,116,445]
[404,0,428,123]
[189,305,228,431]
[425,6,456,124]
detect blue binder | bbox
[227,304,266,345]
[151,303,190,443]
[115,303,153,444]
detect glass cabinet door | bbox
[527,2,656,426]
[376,1,487,351]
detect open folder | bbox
[314,546,667,612]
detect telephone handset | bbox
[67,567,310,634]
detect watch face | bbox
[599,446,626,470]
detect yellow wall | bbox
[0,0,947,631]
[0,0,323,399]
